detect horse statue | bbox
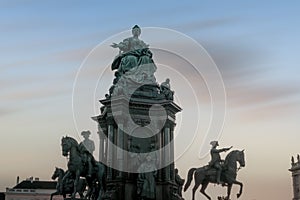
[184,150,245,200]
[61,136,106,200]
[50,167,86,200]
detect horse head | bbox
[61,136,79,157]
[51,167,64,180]
[224,149,246,169]
[238,150,245,167]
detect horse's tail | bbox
[184,168,197,192]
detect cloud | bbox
[172,18,237,33]
[151,22,300,119]
[0,107,18,117]
[204,41,264,79]
[0,81,71,117]
[2,86,67,102]
[228,84,299,105]
[50,47,91,64]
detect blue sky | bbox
[1,1,300,199]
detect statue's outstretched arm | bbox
[111,39,130,52]
[222,146,233,152]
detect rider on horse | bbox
[209,141,232,184]
[79,131,96,178]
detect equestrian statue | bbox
[60,135,106,200]
[184,141,245,200]
[50,167,86,200]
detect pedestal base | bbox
[102,180,182,200]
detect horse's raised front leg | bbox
[232,180,243,198]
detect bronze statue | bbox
[137,154,157,200]
[129,144,142,171]
[110,25,157,97]
[110,25,154,76]
[184,149,245,200]
[175,168,185,197]
[61,136,106,200]
[80,130,95,154]
[160,78,174,100]
[79,130,95,178]
[209,141,232,184]
[50,167,86,200]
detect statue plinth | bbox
[92,95,182,200]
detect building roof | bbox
[13,180,57,190]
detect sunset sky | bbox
[1,1,300,200]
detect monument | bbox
[289,155,300,200]
[92,25,183,200]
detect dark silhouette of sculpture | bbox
[110,25,157,85]
[61,136,106,200]
[129,144,142,171]
[184,150,245,200]
[108,25,161,100]
[175,168,185,197]
[160,78,174,100]
[50,167,86,200]
[79,130,95,178]
[208,141,232,184]
[137,154,157,200]
[80,130,95,154]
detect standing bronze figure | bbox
[184,149,245,200]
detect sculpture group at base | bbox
[52,136,244,200]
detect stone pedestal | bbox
[92,95,181,200]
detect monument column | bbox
[98,124,105,162]
[170,126,175,181]
[107,119,115,180]
[116,119,124,178]
[157,130,163,181]
[163,126,171,181]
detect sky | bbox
[1,1,300,199]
